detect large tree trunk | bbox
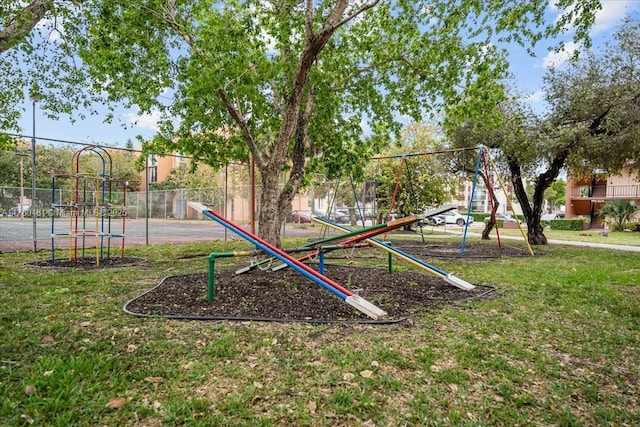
[508,159,547,245]
[527,222,547,245]
[507,147,568,245]
[259,172,283,248]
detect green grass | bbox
[483,227,640,246]
[0,238,638,426]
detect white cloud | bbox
[542,41,579,68]
[125,108,163,131]
[526,90,545,103]
[591,0,638,34]
[549,0,640,35]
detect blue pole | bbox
[461,147,483,253]
[199,208,349,300]
[51,175,55,264]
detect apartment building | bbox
[565,168,640,228]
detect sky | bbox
[13,0,640,150]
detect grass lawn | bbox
[489,227,640,246]
[0,238,638,426]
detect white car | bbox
[437,211,474,226]
[541,213,561,225]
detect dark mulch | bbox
[124,265,496,323]
[387,240,539,258]
[27,256,147,268]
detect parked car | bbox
[437,211,474,226]
[541,213,561,225]
[286,210,312,223]
[495,213,520,223]
[328,211,349,223]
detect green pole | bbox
[208,253,217,302]
[208,251,239,302]
[388,251,392,273]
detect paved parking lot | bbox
[0,218,346,252]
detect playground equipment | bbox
[51,146,128,265]
[370,145,533,255]
[311,216,475,290]
[189,201,388,320]
[193,198,476,320]
[272,215,421,271]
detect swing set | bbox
[318,145,533,255]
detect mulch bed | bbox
[122,241,546,323]
[124,265,496,324]
[27,256,146,268]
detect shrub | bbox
[621,222,640,232]
[599,200,638,231]
[472,212,490,222]
[550,218,585,231]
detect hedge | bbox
[483,218,505,228]
[476,213,525,222]
[550,218,585,231]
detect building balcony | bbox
[570,184,640,200]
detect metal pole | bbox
[31,100,37,252]
[249,155,255,234]
[145,156,149,245]
[19,154,25,220]
[224,165,228,241]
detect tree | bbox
[544,179,566,213]
[0,1,88,131]
[599,200,638,230]
[0,1,77,54]
[366,122,456,227]
[4,0,603,246]
[448,18,640,245]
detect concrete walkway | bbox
[420,228,640,253]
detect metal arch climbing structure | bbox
[50,146,128,266]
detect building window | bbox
[148,155,158,183]
[149,166,158,183]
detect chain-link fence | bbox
[0,181,386,252]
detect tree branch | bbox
[278,88,315,222]
[138,1,200,55]
[335,0,380,29]
[305,0,313,42]
[333,56,423,91]
[0,0,75,54]
[217,88,263,168]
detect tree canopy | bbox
[2,0,604,245]
[366,122,456,223]
[448,17,640,245]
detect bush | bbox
[621,222,640,232]
[476,213,525,222]
[550,218,585,231]
[472,212,490,222]
[483,218,505,228]
[599,200,638,230]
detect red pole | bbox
[482,150,501,247]
[250,156,255,235]
[384,157,406,240]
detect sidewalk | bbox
[420,228,640,253]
